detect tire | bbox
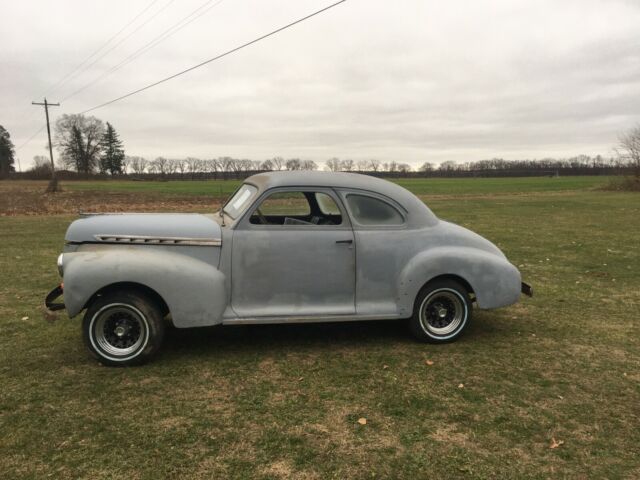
[409,279,472,343]
[82,290,165,366]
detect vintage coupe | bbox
[46,172,532,366]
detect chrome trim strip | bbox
[93,234,221,246]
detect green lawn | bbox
[0,178,638,479]
[62,175,613,198]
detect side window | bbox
[250,191,342,226]
[257,192,310,217]
[316,192,340,215]
[346,194,404,226]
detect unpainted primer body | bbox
[58,172,523,327]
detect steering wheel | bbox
[255,208,268,225]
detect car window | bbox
[316,192,341,215]
[346,194,404,226]
[223,184,257,218]
[250,191,342,226]
[258,192,310,216]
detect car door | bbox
[231,188,356,318]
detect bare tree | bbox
[617,124,640,177]
[301,159,318,170]
[169,159,180,175]
[206,158,220,178]
[368,159,381,172]
[286,158,302,170]
[342,159,354,172]
[28,155,52,178]
[128,156,148,174]
[439,160,457,172]
[356,160,369,171]
[175,158,187,176]
[261,159,274,171]
[186,157,203,178]
[271,156,285,171]
[54,114,104,174]
[152,157,169,176]
[419,162,434,173]
[326,157,342,171]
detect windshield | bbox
[222,184,258,219]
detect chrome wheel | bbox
[89,303,149,360]
[419,288,467,337]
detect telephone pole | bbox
[32,98,60,192]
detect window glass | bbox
[223,184,257,218]
[258,192,310,216]
[346,194,404,226]
[250,191,342,226]
[316,192,341,215]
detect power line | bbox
[45,0,161,97]
[58,0,177,100]
[63,0,225,103]
[81,0,347,114]
[17,0,164,153]
[15,125,45,152]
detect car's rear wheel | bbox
[82,290,165,366]
[409,279,472,343]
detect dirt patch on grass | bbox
[0,181,221,215]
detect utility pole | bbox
[32,98,60,192]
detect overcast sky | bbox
[2,0,640,169]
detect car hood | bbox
[65,213,222,246]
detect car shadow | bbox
[159,316,504,360]
[161,319,412,357]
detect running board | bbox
[222,314,401,325]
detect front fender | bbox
[62,247,226,327]
[397,247,521,314]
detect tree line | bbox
[2,116,639,179]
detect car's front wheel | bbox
[82,290,165,366]
[409,279,472,343]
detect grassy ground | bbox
[60,175,612,197]
[0,177,638,479]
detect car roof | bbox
[243,171,438,227]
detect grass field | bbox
[0,177,638,479]
[62,175,613,197]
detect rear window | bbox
[346,194,404,226]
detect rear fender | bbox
[397,247,521,315]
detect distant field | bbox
[0,176,638,478]
[58,175,614,197]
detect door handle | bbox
[335,239,353,244]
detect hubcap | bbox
[92,305,148,358]
[420,289,466,336]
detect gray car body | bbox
[58,172,523,327]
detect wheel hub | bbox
[419,289,466,336]
[92,305,147,358]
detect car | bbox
[45,171,532,366]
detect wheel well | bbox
[422,274,476,300]
[85,282,170,317]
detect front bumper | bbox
[45,284,66,313]
[521,282,533,297]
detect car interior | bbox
[249,191,343,226]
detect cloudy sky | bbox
[2,0,640,169]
